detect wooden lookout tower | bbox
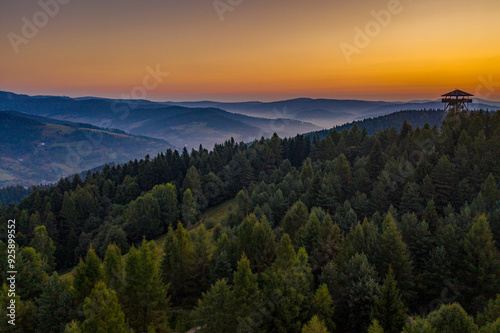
[442,89,473,115]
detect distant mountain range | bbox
[0,91,320,149]
[2,91,498,150]
[163,97,500,128]
[0,111,171,188]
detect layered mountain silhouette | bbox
[0,111,171,187]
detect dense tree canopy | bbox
[1,110,500,332]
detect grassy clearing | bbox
[58,199,235,282]
[199,198,236,226]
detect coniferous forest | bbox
[1,110,500,332]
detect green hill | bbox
[0,111,171,187]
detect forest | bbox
[1,110,499,332]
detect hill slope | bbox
[0,111,171,187]
[308,109,446,139]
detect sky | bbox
[1,0,499,102]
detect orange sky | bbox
[1,0,499,101]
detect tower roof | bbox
[442,89,474,97]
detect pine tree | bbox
[423,199,439,234]
[249,216,276,273]
[194,279,236,333]
[236,214,258,259]
[339,253,380,332]
[151,183,179,229]
[316,215,343,271]
[261,234,313,332]
[183,166,206,209]
[480,173,500,210]
[192,225,213,297]
[399,182,423,215]
[17,247,48,299]
[103,244,124,294]
[30,225,56,272]
[342,218,381,270]
[236,189,251,218]
[431,156,458,209]
[311,284,335,331]
[81,281,130,333]
[269,189,289,225]
[233,255,261,328]
[371,267,408,333]
[302,212,321,262]
[182,188,197,228]
[461,215,500,307]
[72,247,103,305]
[368,140,385,180]
[302,315,329,333]
[379,214,414,300]
[300,161,314,182]
[36,273,76,333]
[209,232,234,284]
[315,177,339,214]
[160,223,195,304]
[125,193,163,242]
[123,240,169,332]
[367,320,385,333]
[282,201,309,244]
[333,153,352,191]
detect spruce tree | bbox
[311,284,335,331]
[81,281,129,333]
[461,215,500,308]
[151,183,179,229]
[249,216,276,273]
[339,253,380,332]
[72,247,103,305]
[194,279,236,333]
[302,315,329,333]
[36,273,76,333]
[17,247,48,300]
[480,173,500,210]
[399,182,423,215]
[192,225,213,297]
[123,240,169,332]
[282,200,309,245]
[103,244,124,294]
[233,255,261,328]
[371,267,408,333]
[30,225,56,272]
[368,140,385,180]
[209,232,234,283]
[182,188,197,228]
[379,214,414,300]
[160,223,195,304]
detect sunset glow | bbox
[1,0,500,101]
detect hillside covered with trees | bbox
[0,111,171,188]
[1,110,500,332]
